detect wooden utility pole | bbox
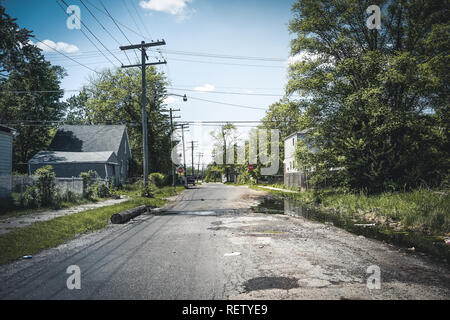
[120,40,166,189]
[168,108,180,190]
[196,152,203,182]
[188,141,198,176]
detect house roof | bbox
[49,125,126,154]
[284,129,310,142]
[0,124,16,135]
[29,151,118,164]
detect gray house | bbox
[0,125,15,199]
[29,125,132,185]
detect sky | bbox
[3,0,298,167]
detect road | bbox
[0,183,449,300]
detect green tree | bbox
[0,5,66,173]
[210,123,239,182]
[288,0,449,192]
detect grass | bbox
[0,185,184,265]
[0,193,97,221]
[251,185,450,236]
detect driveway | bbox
[0,183,449,299]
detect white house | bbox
[283,129,315,189]
[283,130,309,174]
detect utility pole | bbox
[174,123,189,187]
[196,152,204,182]
[167,108,180,191]
[188,141,198,176]
[175,124,189,176]
[120,40,166,189]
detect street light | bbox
[165,93,187,102]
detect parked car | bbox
[186,176,196,186]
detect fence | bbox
[284,171,309,190]
[12,175,108,197]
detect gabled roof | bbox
[29,151,118,164]
[284,129,310,142]
[49,125,126,154]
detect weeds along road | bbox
[0,183,449,299]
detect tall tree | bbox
[0,5,66,173]
[210,123,238,181]
[288,0,449,192]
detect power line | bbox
[121,0,144,38]
[84,0,153,42]
[31,36,101,74]
[159,49,286,62]
[130,0,153,40]
[98,0,140,61]
[185,96,267,110]
[56,1,116,67]
[79,0,132,65]
[59,0,123,66]
[170,87,284,97]
[42,47,287,63]
[167,57,285,68]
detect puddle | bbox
[243,276,299,292]
[253,197,450,263]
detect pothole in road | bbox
[243,276,300,292]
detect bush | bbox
[96,183,111,198]
[56,188,79,203]
[35,165,56,206]
[21,186,39,209]
[80,170,98,199]
[149,173,167,188]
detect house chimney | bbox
[106,119,112,125]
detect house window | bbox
[292,138,295,146]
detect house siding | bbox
[30,163,115,180]
[0,130,13,198]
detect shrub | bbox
[57,188,79,203]
[21,185,39,209]
[80,170,98,199]
[35,165,56,206]
[96,183,111,198]
[149,173,167,188]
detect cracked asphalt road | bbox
[0,183,449,300]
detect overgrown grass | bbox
[251,185,450,235]
[0,185,184,265]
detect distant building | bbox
[283,129,311,189]
[29,125,132,185]
[0,125,16,199]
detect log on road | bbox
[110,205,149,224]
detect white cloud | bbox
[33,39,79,53]
[139,0,193,17]
[194,83,215,92]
